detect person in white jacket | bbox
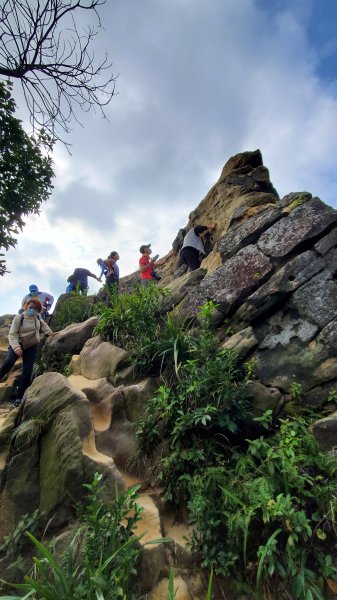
[0,298,54,407]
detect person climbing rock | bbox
[180,223,216,271]
[139,244,173,286]
[106,251,120,289]
[66,267,100,294]
[21,284,54,319]
[0,298,55,407]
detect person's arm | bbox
[88,271,101,282]
[153,248,176,267]
[40,319,54,336]
[8,316,22,355]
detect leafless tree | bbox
[0,0,116,145]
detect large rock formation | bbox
[1,149,337,598]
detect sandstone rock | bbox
[218,206,283,262]
[181,245,273,319]
[220,326,258,359]
[151,576,192,600]
[160,269,206,313]
[80,342,128,380]
[67,374,115,404]
[312,412,337,452]
[42,316,99,361]
[123,378,158,422]
[243,380,283,419]
[258,197,337,259]
[0,373,124,539]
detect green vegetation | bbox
[94,285,178,373]
[0,80,54,276]
[187,415,337,599]
[0,474,161,600]
[136,301,252,503]
[33,352,72,378]
[52,290,94,331]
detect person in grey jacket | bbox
[0,298,54,407]
[180,223,216,270]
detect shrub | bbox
[51,291,94,331]
[188,415,337,599]
[136,301,251,503]
[0,474,146,599]
[94,285,165,372]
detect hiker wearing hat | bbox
[0,298,55,407]
[139,244,173,286]
[21,284,54,319]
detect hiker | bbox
[180,223,216,271]
[97,258,114,279]
[21,284,54,319]
[0,298,54,407]
[66,267,101,294]
[106,251,120,288]
[139,244,173,286]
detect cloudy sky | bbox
[1,0,337,315]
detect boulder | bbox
[0,372,124,540]
[220,326,258,359]
[79,341,128,380]
[312,412,337,452]
[42,316,99,361]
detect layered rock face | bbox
[159,151,337,408]
[1,149,337,598]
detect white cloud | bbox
[2,0,337,315]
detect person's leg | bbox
[180,247,201,271]
[0,347,18,380]
[16,345,38,400]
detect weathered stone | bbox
[80,342,128,380]
[220,326,258,359]
[259,313,318,350]
[290,271,337,329]
[42,316,99,361]
[123,378,158,422]
[243,380,283,424]
[181,245,273,319]
[276,192,312,210]
[312,412,337,452]
[218,206,283,262]
[233,250,325,325]
[160,269,206,313]
[152,576,192,600]
[314,227,337,256]
[258,198,337,259]
[67,375,115,404]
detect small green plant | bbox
[94,285,165,372]
[187,415,337,599]
[327,389,337,403]
[51,292,94,331]
[253,271,261,280]
[33,352,72,377]
[290,381,303,401]
[0,474,168,600]
[136,302,251,503]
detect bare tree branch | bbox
[0,0,117,146]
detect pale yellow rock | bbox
[151,576,192,600]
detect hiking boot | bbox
[13,399,22,408]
